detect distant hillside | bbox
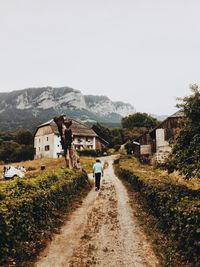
[0,87,136,131]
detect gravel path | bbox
[35,156,159,267]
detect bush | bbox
[115,161,200,266]
[0,169,89,265]
[77,149,102,157]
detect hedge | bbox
[77,149,103,157]
[115,162,200,266]
[0,169,89,265]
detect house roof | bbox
[35,117,109,144]
[36,118,98,137]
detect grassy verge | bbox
[0,165,91,266]
[114,156,200,267]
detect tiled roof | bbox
[37,118,98,137]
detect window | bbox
[45,145,50,151]
[46,137,48,141]
[39,138,40,143]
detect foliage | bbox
[92,122,147,149]
[115,157,200,266]
[0,129,34,163]
[121,113,160,155]
[110,128,124,146]
[169,85,200,178]
[77,149,102,157]
[124,141,137,155]
[0,168,89,265]
[92,123,112,145]
[16,129,33,145]
[121,112,159,130]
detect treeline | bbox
[92,112,160,152]
[0,113,160,164]
[0,129,34,163]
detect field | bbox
[118,155,200,190]
[0,156,96,181]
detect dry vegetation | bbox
[119,156,200,190]
[0,156,96,181]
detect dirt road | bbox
[35,156,159,267]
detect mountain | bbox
[0,87,136,131]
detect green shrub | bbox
[0,169,89,265]
[77,149,102,157]
[115,164,200,266]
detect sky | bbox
[0,0,200,115]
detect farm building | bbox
[138,111,186,162]
[34,118,107,159]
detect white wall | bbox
[35,132,97,159]
[155,128,172,163]
[53,135,63,158]
[34,133,57,159]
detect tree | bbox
[0,141,21,163]
[169,84,200,178]
[0,129,34,163]
[16,129,33,145]
[92,123,112,145]
[122,113,159,130]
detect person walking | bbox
[93,159,103,191]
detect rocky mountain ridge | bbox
[0,86,136,131]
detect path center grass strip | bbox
[115,156,200,267]
[0,168,89,265]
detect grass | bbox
[119,155,200,190]
[0,156,96,182]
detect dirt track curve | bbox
[35,156,159,267]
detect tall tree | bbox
[122,112,159,130]
[16,129,33,145]
[170,84,200,178]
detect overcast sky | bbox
[0,1,200,115]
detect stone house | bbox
[34,118,107,159]
[138,111,186,162]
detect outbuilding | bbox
[138,111,186,162]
